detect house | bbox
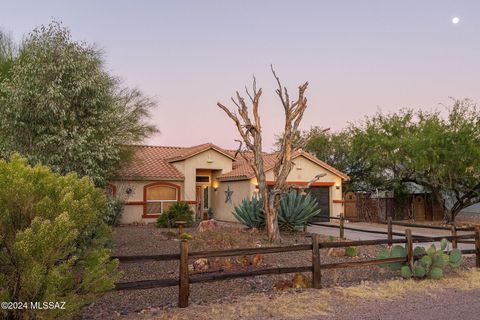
[108,143,349,224]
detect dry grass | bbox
[341,268,480,300]
[142,268,480,320]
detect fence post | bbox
[451,225,458,249]
[179,239,189,308]
[312,234,322,289]
[405,229,413,268]
[475,227,480,269]
[387,216,393,246]
[339,213,345,240]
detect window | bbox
[146,185,178,215]
[203,187,209,209]
[196,176,210,183]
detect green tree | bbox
[0,22,157,186]
[0,155,119,320]
[347,100,480,221]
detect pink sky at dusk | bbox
[2,1,479,151]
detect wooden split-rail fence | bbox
[112,225,480,308]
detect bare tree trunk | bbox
[217,67,309,243]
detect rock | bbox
[292,273,309,289]
[252,254,264,267]
[274,279,293,292]
[193,258,209,272]
[188,264,194,272]
[327,248,345,257]
[240,256,251,266]
[197,219,218,232]
[249,227,259,234]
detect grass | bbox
[152,268,480,320]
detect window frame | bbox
[143,182,181,218]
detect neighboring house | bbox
[108,143,349,224]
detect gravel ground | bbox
[81,224,474,319]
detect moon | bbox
[452,17,460,24]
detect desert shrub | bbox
[233,196,265,229]
[345,246,358,257]
[377,239,462,279]
[191,227,257,251]
[156,202,193,228]
[104,197,124,226]
[278,191,321,231]
[0,155,119,320]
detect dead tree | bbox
[217,66,309,242]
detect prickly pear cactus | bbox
[378,238,462,280]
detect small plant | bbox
[278,191,321,231]
[233,196,265,229]
[207,207,214,219]
[104,196,124,226]
[378,238,463,280]
[345,246,358,257]
[156,202,194,228]
[179,232,193,240]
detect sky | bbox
[1,1,479,151]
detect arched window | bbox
[145,184,179,215]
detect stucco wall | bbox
[109,180,184,224]
[264,155,344,217]
[212,179,255,222]
[178,149,233,203]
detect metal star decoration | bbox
[224,186,234,203]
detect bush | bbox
[232,197,265,229]
[278,191,321,231]
[0,155,119,320]
[156,202,193,228]
[104,197,124,226]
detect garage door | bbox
[306,187,330,222]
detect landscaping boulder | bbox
[197,219,218,232]
[274,279,293,292]
[193,258,209,272]
[292,273,310,288]
[327,248,345,257]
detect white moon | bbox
[452,17,460,24]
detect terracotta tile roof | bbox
[114,145,185,180]
[217,150,350,181]
[114,144,349,182]
[165,143,235,162]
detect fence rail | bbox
[112,226,480,308]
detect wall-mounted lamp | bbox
[214,187,218,192]
[125,187,133,194]
[336,186,340,190]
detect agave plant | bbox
[233,196,265,229]
[278,191,321,231]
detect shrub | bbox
[233,197,265,229]
[278,191,321,231]
[0,155,119,320]
[104,197,124,226]
[156,202,193,228]
[345,246,358,257]
[377,238,462,280]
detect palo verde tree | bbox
[0,22,157,186]
[217,66,309,242]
